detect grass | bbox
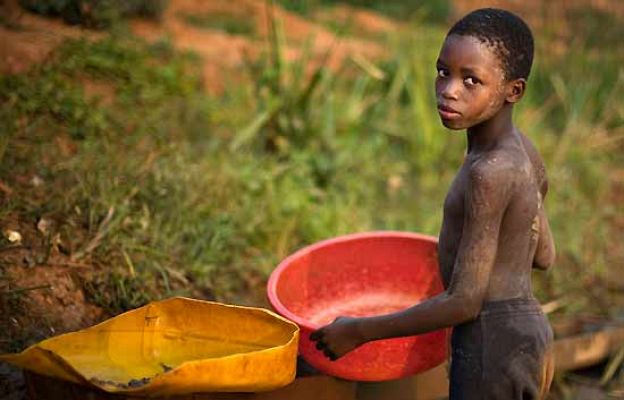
[18,0,168,28]
[1,3,623,327]
[277,0,452,23]
[180,11,256,36]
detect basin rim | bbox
[267,230,438,331]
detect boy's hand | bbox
[310,316,366,361]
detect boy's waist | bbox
[479,296,542,318]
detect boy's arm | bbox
[532,188,556,270]
[524,132,555,270]
[311,162,513,359]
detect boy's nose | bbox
[439,80,460,100]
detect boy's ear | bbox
[505,78,526,103]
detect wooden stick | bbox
[4,284,51,295]
[71,206,115,261]
[600,346,624,386]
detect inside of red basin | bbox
[268,231,443,333]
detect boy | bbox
[310,8,556,399]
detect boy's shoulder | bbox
[517,130,548,192]
[467,137,535,194]
[468,146,522,181]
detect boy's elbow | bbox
[534,255,555,270]
[463,300,483,321]
[534,245,556,270]
[449,294,482,322]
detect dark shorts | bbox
[449,297,555,400]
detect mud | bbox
[90,376,151,389]
[126,377,151,388]
[87,363,173,390]
[0,213,105,354]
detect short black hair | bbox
[448,8,534,81]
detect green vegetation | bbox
[180,11,255,36]
[18,0,168,28]
[277,0,452,23]
[1,4,622,321]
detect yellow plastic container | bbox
[0,297,299,397]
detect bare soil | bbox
[130,0,388,93]
[0,213,106,353]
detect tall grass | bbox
[277,0,452,23]
[19,0,168,28]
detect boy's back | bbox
[438,129,546,301]
[440,128,555,399]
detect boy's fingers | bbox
[323,348,337,361]
[310,329,323,341]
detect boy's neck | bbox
[466,104,515,154]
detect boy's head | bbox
[436,8,535,129]
[449,8,534,82]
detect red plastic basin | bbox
[267,231,448,381]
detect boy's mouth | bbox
[437,104,462,120]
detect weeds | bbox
[277,0,452,23]
[19,0,168,28]
[180,11,255,36]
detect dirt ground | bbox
[0,211,105,346]
[0,0,396,349]
[0,2,396,396]
[0,0,399,337]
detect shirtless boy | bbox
[311,8,556,399]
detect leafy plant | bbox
[180,11,255,36]
[19,0,168,28]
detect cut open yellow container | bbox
[0,297,299,397]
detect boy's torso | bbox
[438,130,545,301]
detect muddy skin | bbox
[310,32,556,386]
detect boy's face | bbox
[435,34,511,130]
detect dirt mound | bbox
[0,213,105,400]
[1,0,390,93]
[452,0,624,29]
[130,0,388,93]
[0,213,106,354]
[451,0,624,58]
[0,0,103,74]
[313,4,400,37]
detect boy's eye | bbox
[464,76,480,86]
[437,68,449,78]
